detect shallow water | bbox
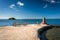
[0,19,60,26]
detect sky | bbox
[0,0,60,19]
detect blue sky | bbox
[0,0,60,19]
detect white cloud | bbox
[44,0,60,4]
[51,0,56,3]
[17,1,24,6]
[43,4,48,8]
[9,4,15,8]
[9,1,24,10]
[44,0,55,3]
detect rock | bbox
[8,17,16,20]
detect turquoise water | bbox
[0,19,60,26]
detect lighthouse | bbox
[40,17,49,26]
[41,17,47,24]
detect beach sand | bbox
[0,24,49,40]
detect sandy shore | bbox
[0,24,49,40]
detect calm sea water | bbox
[0,19,60,26]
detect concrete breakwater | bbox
[37,26,53,40]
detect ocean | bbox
[0,19,60,26]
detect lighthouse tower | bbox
[41,17,47,24]
[40,17,49,26]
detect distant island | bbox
[8,17,16,20]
